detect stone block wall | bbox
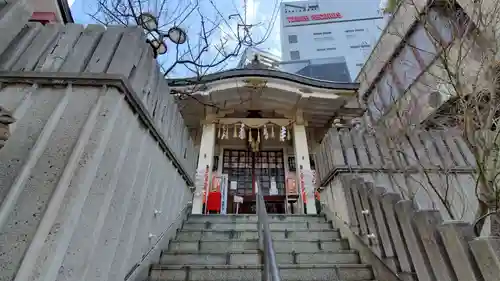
[0,8,198,281]
[314,127,478,223]
[321,175,500,281]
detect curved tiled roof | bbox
[167,68,360,90]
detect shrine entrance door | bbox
[221,150,286,214]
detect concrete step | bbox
[167,239,349,253]
[150,264,374,281]
[160,250,360,265]
[182,221,333,231]
[175,229,341,241]
[187,214,327,224]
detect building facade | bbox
[280,0,384,82]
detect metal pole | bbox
[255,183,281,281]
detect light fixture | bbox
[138,12,158,31]
[167,26,187,45]
[146,32,167,55]
[138,13,188,58]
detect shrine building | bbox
[168,57,363,215]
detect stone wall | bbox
[321,175,500,281]
[0,5,197,281]
[314,127,478,223]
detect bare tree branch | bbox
[88,0,280,78]
[364,0,500,235]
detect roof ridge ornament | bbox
[243,78,268,90]
[245,54,270,70]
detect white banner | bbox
[270,177,278,195]
[220,174,229,214]
[230,181,237,190]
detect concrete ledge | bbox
[0,71,194,186]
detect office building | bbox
[280,0,384,81]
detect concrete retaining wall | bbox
[0,21,198,178]
[314,127,478,223]
[0,18,197,281]
[321,175,500,281]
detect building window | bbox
[346,29,365,33]
[313,31,332,36]
[316,47,336,51]
[212,156,219,172]
[288,35,298,44]
[290,50,300,60]
[314,36,334,41]
[350,43,370,49]
[288,156,296,171]
[309,155,316,170]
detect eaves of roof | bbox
[167,69,360,91]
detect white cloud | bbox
[67,0,75,7]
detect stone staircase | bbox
[149,214,377,281]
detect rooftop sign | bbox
[287,12,343,23]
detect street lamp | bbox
[138,13,188,58]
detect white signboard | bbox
[220,174,229,214]
[270,178,278,195]
[230,181,237,190]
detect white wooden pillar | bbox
[293,123,316,214]
[192,123,216,214]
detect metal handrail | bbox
[256,185,281,281]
